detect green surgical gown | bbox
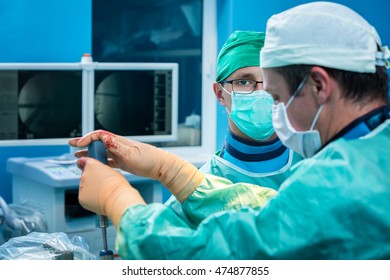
[165,149,302,226]
[116,120,390,259]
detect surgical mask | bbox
[272,77,324,158]
[225,89,275,140]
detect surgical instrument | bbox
[87,141,114,260]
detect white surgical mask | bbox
[225,90,275,141]
[272,77,323,158]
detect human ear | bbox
[310,66,333,105]
[213,82,226,105]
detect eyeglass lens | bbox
[232,80,258,93]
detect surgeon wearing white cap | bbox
[69,2,390,259]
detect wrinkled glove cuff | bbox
[158,154,205,203]
[105,186,146,228]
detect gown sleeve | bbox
[116,133,390,259]
[164,173,277,227]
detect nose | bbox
[255,82,264,90]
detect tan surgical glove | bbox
[77,157,146,228]
[69,130,205,202]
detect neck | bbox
[320,99,387,144]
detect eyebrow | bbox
[230,73,257,79]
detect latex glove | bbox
[77,156,146,228]
[69,130,205,202]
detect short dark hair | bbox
[274,65,389,104]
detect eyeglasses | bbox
[219,79,263,94]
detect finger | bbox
[68,137,82,146]
[77,130,116,148]
[77,156,107,171]
[102,134,139,160]
[74,149,88,158]
[78,157,97,213]
[108,158,118,168]
[100,132,121,151]
[76,157,87,170]
[76,149,116,168]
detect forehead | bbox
[228,66,262,79]
[261,68,290,100]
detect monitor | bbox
[93,63,178,143]
[0,65,82,145]
[0,61,178,145]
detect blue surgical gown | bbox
[116,119,390,259]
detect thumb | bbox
[77,156,104,171]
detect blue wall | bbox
[0,0,91,202]
[0,0,91,62]
[216,0,390,148]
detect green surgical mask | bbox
[227,90,275,141]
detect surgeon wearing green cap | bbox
[165,30,302,225]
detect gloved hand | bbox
[69,130,205,202]
[77,156,146,228]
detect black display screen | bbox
[0,70,82,140]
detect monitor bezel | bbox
[0,62,178,146]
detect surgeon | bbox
[69,2,390,259]
[164,30,302,225]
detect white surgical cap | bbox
[260,1,390,73]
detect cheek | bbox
[289,100,316,130]
[226,100,233,110]
[223,95,233,109]
[286,106,301,129]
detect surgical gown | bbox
[165,131,302,226]
[116,120,390,259]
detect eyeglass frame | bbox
[218,79,264,94]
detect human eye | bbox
[231,79,256,94]
[234,79,252,86]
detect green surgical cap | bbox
[216,31,265,82]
